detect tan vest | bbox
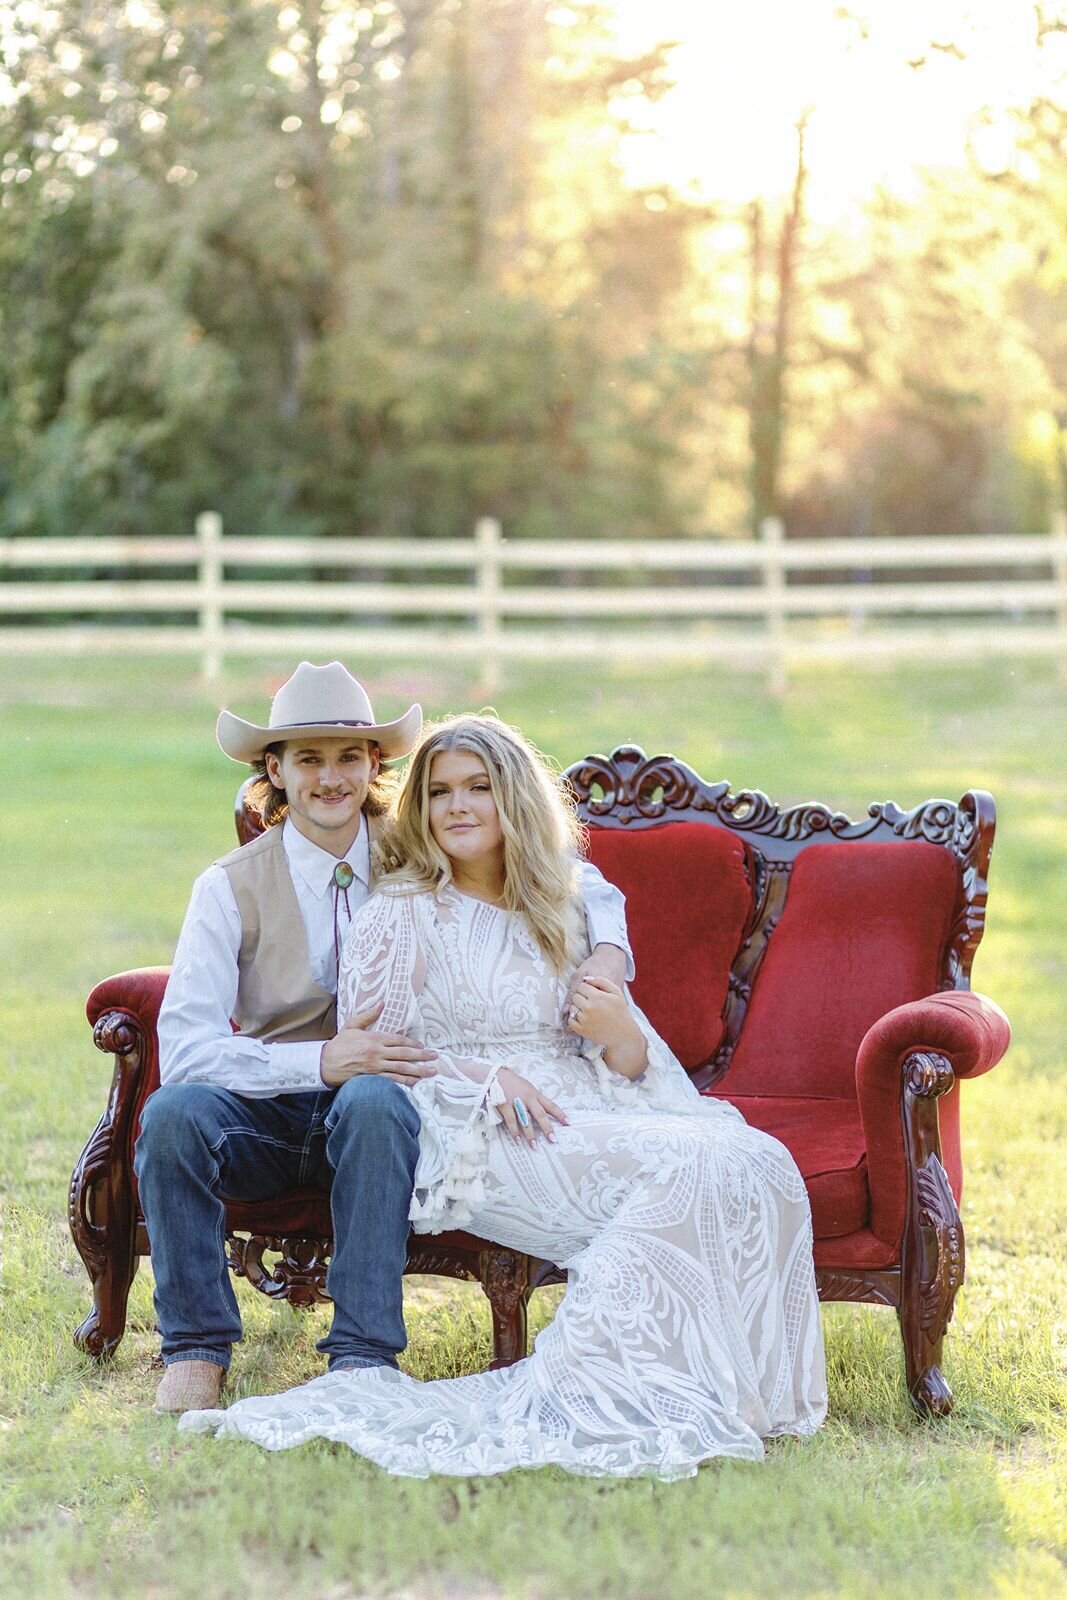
[217,819,381,1046]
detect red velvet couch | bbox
[70,745,1010,1416]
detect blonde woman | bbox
[182,715,827,1476]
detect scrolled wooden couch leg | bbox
[72,1243,140,1360]
[69,1012,146,1359]
[480,1248,531,1369]
[899,1050,965,1417]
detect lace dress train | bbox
[180,887,826,1477]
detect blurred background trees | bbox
[2,0,1066,542]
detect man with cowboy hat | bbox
[136,662,632,1413]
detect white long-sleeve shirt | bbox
[158,816,633,1098]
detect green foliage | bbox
[1,654,1065,1598]
[5,3,1067,540]
[0,0,700,542]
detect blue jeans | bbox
[133,1078,420,1372]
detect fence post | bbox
[1053,510,1067,683]
[760,515,787,694]
[475,516,502,695]
[196,510,224,681]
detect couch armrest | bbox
[857,991,1010,1095]
[857,991,1009,1250]
[86,967,171,1045]
[83,968,170,1135]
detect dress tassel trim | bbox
[408,1062,507,1232]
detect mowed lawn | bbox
[1,652,1065,1600]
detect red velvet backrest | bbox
[586,821,753,1070]
[726,840,960,1098]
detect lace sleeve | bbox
[579,989,708,1115]
[340,890,507,1091]
[337,887,509,1234]
[337,888,423,1035]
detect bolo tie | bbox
[332,861,355,982]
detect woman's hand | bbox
[494,1066,568,1147]
[566,976,648,1080]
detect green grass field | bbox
[1,652,1065,1600]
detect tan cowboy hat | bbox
[216,661,422,764]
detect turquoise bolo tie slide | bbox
[334,863,355,890]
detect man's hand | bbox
[566,942,627,1017]
[320,1001,438,1089]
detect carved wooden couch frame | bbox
[71,745,1009,1415]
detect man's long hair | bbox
[246,742,398,829]
[383,714,585,973]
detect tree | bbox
[0,0,706,541]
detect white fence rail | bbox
[3,512,1067,683]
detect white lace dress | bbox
[180,885,827,1477]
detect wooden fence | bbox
[2,513,1067,685]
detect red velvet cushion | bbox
[725,841,960,1098]
[587,822,753,1069]
[146,1191,505,1261]
[813,1229,898,1271]
[224,1193,332,1235]
[713,1093,869,1238]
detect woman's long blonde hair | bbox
[383,714,586,972]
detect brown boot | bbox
[154,1360,225,1414]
